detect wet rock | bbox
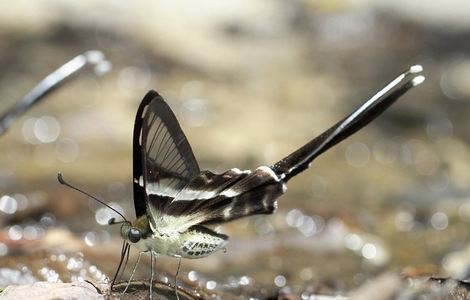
[111,281,211,300]
[1,281,103,300]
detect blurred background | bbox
[0,0,470,298]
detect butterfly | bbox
[58,65,424,299]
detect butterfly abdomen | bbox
[178,225,228,259]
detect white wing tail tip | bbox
[83,50,112,76]
[412,75,425,86]
[84,50,105,63]
[409,65,423,73]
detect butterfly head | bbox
[119,222,143,243]
[111,215,150,244]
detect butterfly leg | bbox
[175,257,181,300]
[122,251,143,294]
[150,251,155,300]
[116,243,131,285]
[111,241,129,289]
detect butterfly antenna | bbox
[272,65,425,182]
[57,172,128,223]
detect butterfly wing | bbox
[133,90,200,229]
[163,166,286,226]
[272,65,424,181]
[134,91,285,233]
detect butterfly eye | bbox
[128,228,141,243]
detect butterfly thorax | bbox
[133,215,152,233]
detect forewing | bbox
[133,90,200,227]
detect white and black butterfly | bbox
[59,65,424,298]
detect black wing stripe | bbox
[133,93,154,218]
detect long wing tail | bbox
[272,65,425,182]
